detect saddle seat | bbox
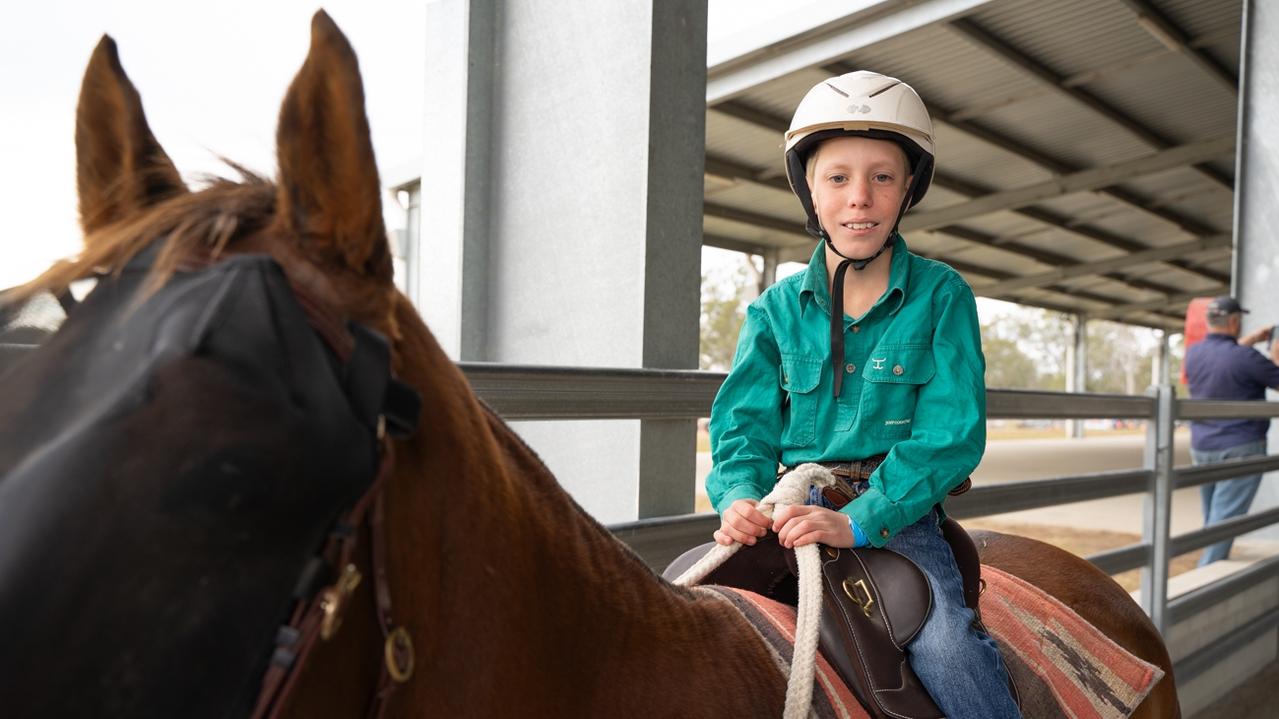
[662,517,986,719]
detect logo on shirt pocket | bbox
[860,345,934,440]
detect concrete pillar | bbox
[421,0,708,523]
[420,0,498,360]
[1065,314,1087,438]
[1235,0,1279,541]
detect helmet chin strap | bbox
[825,173,921,398]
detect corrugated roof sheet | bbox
[700,0,1242,329]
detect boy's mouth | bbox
[841,221,879,231]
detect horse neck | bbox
[385,338,785,714]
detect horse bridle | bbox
[167,257,424,719]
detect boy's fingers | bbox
[726,513,766,537]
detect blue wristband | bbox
[848,515,868,548]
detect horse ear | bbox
[76,35,186,235]
[275,11,390,280]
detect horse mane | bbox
[16,167,276,303]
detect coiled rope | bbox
[673,464,837,719]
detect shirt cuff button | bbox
[879,528,890,539]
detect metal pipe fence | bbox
[460,363,1279,685]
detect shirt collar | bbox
[799,234,911,319]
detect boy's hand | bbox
[772,505,855,549]
[714,499,771,546]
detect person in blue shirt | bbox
[1184,295,1279,565]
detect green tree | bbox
[980,335,1041,390]
[1085,321,1144,394]
[699,258,754,370]
[978,308,1071,390]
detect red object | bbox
[1182,297,1214,384]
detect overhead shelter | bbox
[701,0,1241,332]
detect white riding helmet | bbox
[784,70,936,239]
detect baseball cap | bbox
[1206,296,1249,317]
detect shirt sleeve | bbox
[1242,345,1279,389]
[843,278,986,547]
[706,303,785,514]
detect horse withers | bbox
[0,12,1179,718]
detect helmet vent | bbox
[824,81,850,98]
[868,80,902,98]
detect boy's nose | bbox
[847,179,872,207]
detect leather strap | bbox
[830,259,853,398]
[252,441,407,719]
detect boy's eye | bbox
[828,174,847,183]
[873,173,894,183]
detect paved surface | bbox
[969,430,1203,534]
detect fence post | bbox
[1141,383,1175,633]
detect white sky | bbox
[0,1,426,288]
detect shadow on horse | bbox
[5,12,1178,718]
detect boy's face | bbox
[807,136,912,260]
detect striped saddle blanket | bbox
[700,565,1165,719]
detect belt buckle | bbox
[821,474,861,509]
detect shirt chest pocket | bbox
[780,354,822,448]
[858,345,934,440]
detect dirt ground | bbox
[958,518,1201,593]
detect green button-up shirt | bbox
[706,237,986,547]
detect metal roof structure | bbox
[702,0,1241,331]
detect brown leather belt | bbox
[782,454,971,510]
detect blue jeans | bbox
[808,489,1021,718]
[1191,439,1266,566]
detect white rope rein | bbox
[673,464,838,719]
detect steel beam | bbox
[974,235,1232,296]
[1115,0,1239,95]
[1170,506,1279,556]
[1141,384,1176,632]
[706,0,992,104]
[1085,289,1228,320]
[1177,399,1279,421]
[1175,454,1279,488]
[702,233,777,257]
[945,470,1150,518]
[901,136,1235,233]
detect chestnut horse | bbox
[20,12,1177,718]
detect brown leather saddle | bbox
[663,466,989,719]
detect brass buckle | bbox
[842,578,875,618]
[319,564,363,641]
[385,626,415,683]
